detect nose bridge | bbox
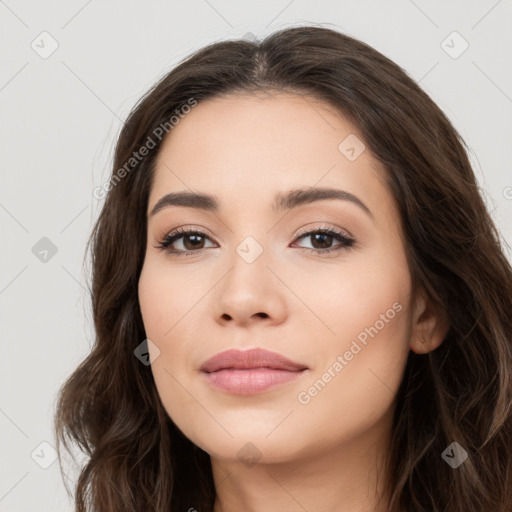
[226,208,273,270]
[214,229,286,324]
[225,232,269,292]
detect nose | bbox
[214,249,287,328]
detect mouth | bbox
[200,347,309,395]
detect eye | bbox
[292,227,355,254]
[154,227,216,256]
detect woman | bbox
[53,26,512,512]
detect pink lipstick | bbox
[200,347,308,395]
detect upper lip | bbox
[200,348,308,373]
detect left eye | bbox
[293,228,354,252]
[155,227,355,256]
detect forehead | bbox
[149,92,394,221]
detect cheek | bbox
[288,250,412,439]
[287,242,412,349]
[138,260,207,443]
[138,262,192,375]
[288,298,411,460]
[138,255,218,336]
[138,262,163,335]
[138,259,190,338]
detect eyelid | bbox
[293,222,354,240]
[155,224,216,242]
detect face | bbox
[138,92,421,465]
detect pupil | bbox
[313,233,332,249]
[185,234,203,250]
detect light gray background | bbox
[1,1,511,510]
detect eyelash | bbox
[154,226,355,257]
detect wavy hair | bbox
[53,25,512,511]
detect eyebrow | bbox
[149,187,373,219]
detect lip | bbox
[200,347,308,373]
[200,348,309,395]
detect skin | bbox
[138,92,449,512]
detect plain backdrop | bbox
[1,1,511,510]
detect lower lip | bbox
[202,368,307,395]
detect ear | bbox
[410,288,450,355]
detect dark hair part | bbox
[53,25,512,511]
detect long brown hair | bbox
[53,25,512,511]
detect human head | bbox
[54,26,512,512]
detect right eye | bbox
[154,227,216,256]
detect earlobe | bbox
[410,331,436,355]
